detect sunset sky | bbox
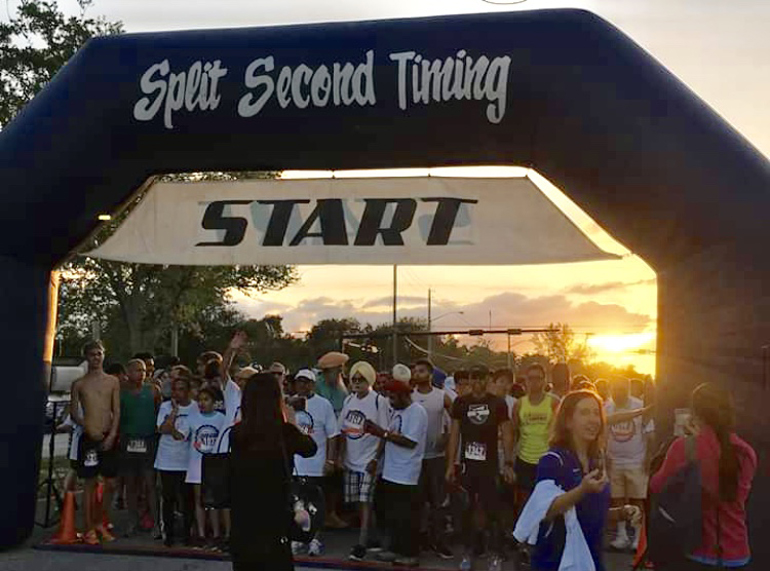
[16,0,769,374]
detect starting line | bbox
[34,541,450,571]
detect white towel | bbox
[513,478,596,571]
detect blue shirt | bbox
[531,447,610,571]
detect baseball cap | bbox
[383,378,412,395]
[294,369,317,383]
[234,366,259,381]
[392,363,411,383]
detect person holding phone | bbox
[522,389,639,571]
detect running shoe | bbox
[96,524,115,543]
[291,541,306,556]
[122,523,137,538]
[433,542,454,560]
[366,539,384,553]
[609,534,630,551]
[376,550,398,563]
[349,544,367,561]
[394,556,419,567]
[308,538,323,556]
[487,555,502,571]
[459,554,473,571]
[82,529,100,546]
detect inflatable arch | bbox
[1,9,769,563]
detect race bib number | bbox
[127,438,148,454]
[84,449,99,468]
[465,441,487,461]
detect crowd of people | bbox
[57,332,758,571]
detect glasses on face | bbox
[351,375,366,383]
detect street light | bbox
[428,310,464,360]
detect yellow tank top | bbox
[518,394,554,464]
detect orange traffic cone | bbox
[95,482,114,532]
[632,519,650,570]
[50,491,79,544]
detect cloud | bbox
[564,279,656,296]
[234,290,653,341]
[362,295,426,309]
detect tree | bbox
[531,323,595,364]
[0,0,123,128]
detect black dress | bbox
[229,422,317,571]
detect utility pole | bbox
[427,288,432,361]
[170,325,179,357]
[507,332,512,370]
[392,265,398,366]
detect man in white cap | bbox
[316,351,350,417]
[289,369,341,556]
[338,361,390,561]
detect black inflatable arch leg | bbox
[0,257,49,549]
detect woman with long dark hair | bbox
[651,383,757,570]
[514,390,638,571]
[229,372,317,571]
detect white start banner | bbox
[87,177,617,266]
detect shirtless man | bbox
[70,340,121,545]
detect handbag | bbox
[279,425,326,543]
[202,426,233,509]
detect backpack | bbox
[647,436,702,566]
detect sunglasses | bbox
[351,375,367,383]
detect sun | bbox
[587,331,656,354]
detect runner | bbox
[105,363,128,511]
[155,377,196,547]
[447,365,514,571]
[316,351,350,416]
[366,374,428,568]
[338,361,390,561]
[119,358,161,538]
[187,387,228,550]
[550,362,570,401]
[605,376,655,550]
[513,363,559,509]
[290,369,341,556]
[488,368,518,543]
[55,388,83,495]
[411,359,453,559]
[69,340,120,545]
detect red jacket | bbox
[650,427,757,566]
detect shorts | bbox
[77,434,119,480]
[610,465,649,500]
[120,436,157,476]
[514,458,539,492]
[344,470,377,504]
[460,463,499,512]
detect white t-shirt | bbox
[383,402,428,486]
[605,396,655,468]
[214,379,242,452]
[339,390,391,473]
[294,394,340,477]
[154,401,196,472]
[186,410,227,484]
[412,387,447,459]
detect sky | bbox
[12,0,769,374]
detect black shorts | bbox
[460,463,499,512]
[514,458,539,492]
[77,435,119,480]
[119,436,157,476]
